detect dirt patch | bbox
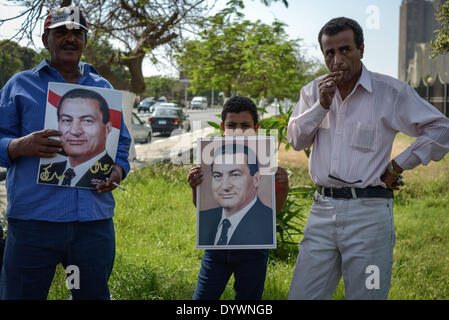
[277,144,309,168]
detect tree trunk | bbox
[225,84,232,98]
[94,64,131,91]
[84,49,146,94]
[125,54,146,94]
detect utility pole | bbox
[179,72,190,108]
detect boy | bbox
[187,96,289,299]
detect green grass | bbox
[47,149,449,300]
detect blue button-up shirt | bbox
[0,59,131,222]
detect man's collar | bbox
[356,63,372,93]
[34,59,50,73]
[221,196,258,222]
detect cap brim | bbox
[48,21,88,31]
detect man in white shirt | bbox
[287,17,449,300]
[38,88,114,188]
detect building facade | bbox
[398,0,441,81]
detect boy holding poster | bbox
[187,96,289,300]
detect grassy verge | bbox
[47,134,449,300]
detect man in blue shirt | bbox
[0,6,131,299]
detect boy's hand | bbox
[274,167,289,215]
[187,165,203,189]
[275,167,289,192]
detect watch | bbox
[387,161,401,177]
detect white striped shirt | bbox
[287,64,449,188]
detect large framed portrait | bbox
[37,82,123,189]
[196,136,277,249]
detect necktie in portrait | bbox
[217,219,231,245]
[62,168,76,186]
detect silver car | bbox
[131,112,152,143]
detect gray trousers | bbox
[288,192,396,300]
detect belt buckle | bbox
[351,187,357,199]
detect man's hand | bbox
[380,161,404,190]
[319,71,343,109]
[96,164,124,194]
[187,165,203,190]
[8,129,63,161]
[275,167,289,215]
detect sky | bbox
[212,0,403,78]
[0,0,403,78]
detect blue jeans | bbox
[0,218,115,300]
[193,249,269,300]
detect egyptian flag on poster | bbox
[37,82,123,189]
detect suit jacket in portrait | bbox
[38,153,114,189]
[198,198,274,247]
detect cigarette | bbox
[112,181,126,191]
[106,178,126,191]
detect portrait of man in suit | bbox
[38,88,114,189]
[198,142,275,248]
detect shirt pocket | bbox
[350,122,377,152]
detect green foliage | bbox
[276,186,313,245]
[431,2,449,57]
[2,1,292,94]
[206,121,222,131]
[227,0,289,7]
[143,76,184,102]
[0,40,43,88]
[109,254,163,300]
[259,105,294,150]
[176,18,319,101]
[83,38,131,81]
[258,106,311,156]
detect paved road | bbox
[135,107,222,143]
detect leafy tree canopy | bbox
[176,17,321,102]
[431,2,449,57]
[0,39,47,88]
[0,0,289,94]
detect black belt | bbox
[316,186,393,199]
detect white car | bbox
[190,96,207,109]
